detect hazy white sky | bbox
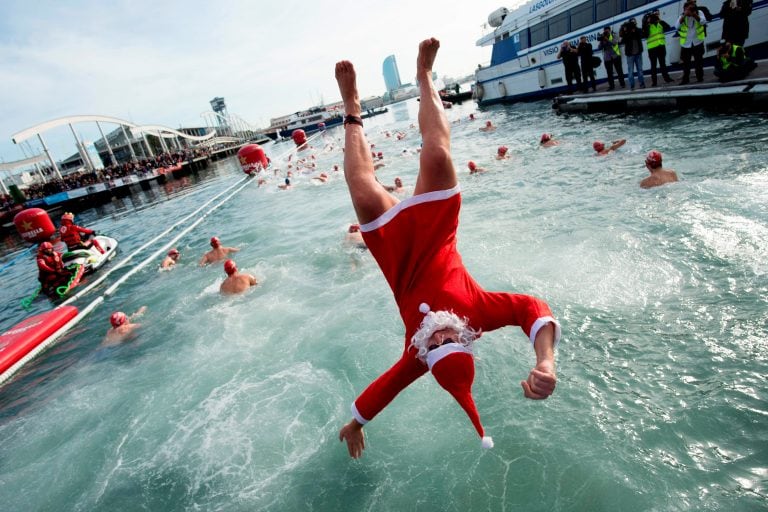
[0,0,524,163]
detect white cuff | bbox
[529,317,561,348]
[351,402,369,425]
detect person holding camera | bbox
[642,10,675,86]
[676,1,708,84]
[719,0,752,46]
[598,26,626,90]
[557,40,582,93]
[620,17,646,89]
[577,35,597,92]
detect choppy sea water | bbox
[0,98,767,511]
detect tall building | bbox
[382,55,402,92]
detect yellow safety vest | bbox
[608,33,620,56]
[720,44,742,70]
[647,23,666,49]
[678,17,705,46]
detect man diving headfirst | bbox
[335,38,561,459]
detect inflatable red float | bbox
[14,208,56,243]
[237,144,268,175]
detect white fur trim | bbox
[419,303,430,314]
[351,403,370,425]
[360,185,461,232]
[481,436,494,449]
[426,343,473,370]
[529,317,561,348]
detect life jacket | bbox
[678,17,705,46]
[607,33,620,56]
[646,23,666,49]
[37,252,63,281]
[720,44,743,70]
[60,223,91,248]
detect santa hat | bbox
[412,303,492,449]
[428,344,494,449]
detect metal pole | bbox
[68,123,93,172]
[37,133,62,180]
[157,131,168,153]
[142,133,154,158]
[23,140,47,184]
[96,121,117,166]
[120,125,137,161]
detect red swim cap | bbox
[593,141,605,152]
[224,259,237,276]
[110,311,127,328]
[497,146,508,155]
[168,248,179,257]
[540,133,551,143]
[210,237,221,248]
[468,161,477,171]
[348,224,360,233]
[645,150,663,168]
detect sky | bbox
[0,0,524,167]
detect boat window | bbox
[626,0,650,9]
[530,21,548,46]
[549,12,569,39]
[516,30,529,50]
[596,0,622,21]
[570,1,594,31]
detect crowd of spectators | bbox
[0,148,212,215]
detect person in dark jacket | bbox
[642,10,675,86]
[719,0,752,45]
[557,40,582,93]
[577,36,597,92]
[620,18,646,89]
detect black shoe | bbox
[664,77,675,83]
[608,86,615,91]
[680,79,690,85]
[696,78,704,83]
[651,81,658,87]
[620,84,626,88]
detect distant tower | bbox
[382,55,402,92]
[209,97,230,135]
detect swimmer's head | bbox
[485,120,492,127]
[645,150,663,168]
[285,178,290,185]
[377,152,383,159]
[593,141,605,153]
[497,145,508,156]
[39,241,54,255]
[110,311,127,328]
[224,259,237,276]
[469,113,475,120]
[395,177,402,187]
[348,224,360,233]
[61,212,74,224]
[210,237,221,248]
[540,133,552,143]
[468,161,477,171]
[168,248,180,259]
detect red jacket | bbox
[60,223,93,248]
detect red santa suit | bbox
[352,185,560,425]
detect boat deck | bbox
[553,59,768,113]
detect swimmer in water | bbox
[160,248,180,269]
[479,120,496,132]
[335,37,559,459]
[640,150,679,188]
[593,139,626,156]
[540,133,559,147]
[495,145,510,160]
[467,161,486,174]
[344,223,367,250]
[383,177,405,194]
[199,237,240,266]
[103,306,147,345]
[219,259,258,295]
[278,177,292,190]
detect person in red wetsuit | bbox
[59,212,104,253]
[36,241,72,295]
[335,38,561,459]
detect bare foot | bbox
[417,38,440,78]
[335,60,361,116]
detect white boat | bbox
[61,235,118,274]
[474,0,768,105]
[264,107,343,140]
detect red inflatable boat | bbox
[0,306,79,382]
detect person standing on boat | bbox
[620,18,646,90]
[640,150,679,188]
[577,36,597,92]
[199,237,239,266]
[557,40,582,94]
[598,26,626,90]
[60,212,105,254]
[334,38,560,459]
[676,1,708,84]
[642,10,675,86]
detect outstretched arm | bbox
[610,139,626,151]
[521,323,557,399]
[339,419,365,459]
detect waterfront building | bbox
[383,55,402,92]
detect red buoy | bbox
[14,208,56,243]
[237,144,268,175]
[291,129,307,147]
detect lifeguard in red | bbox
[59,212,104,253]
[351,185,560,425]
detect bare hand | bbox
[339,419,365,459]
[521,360,557,400]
